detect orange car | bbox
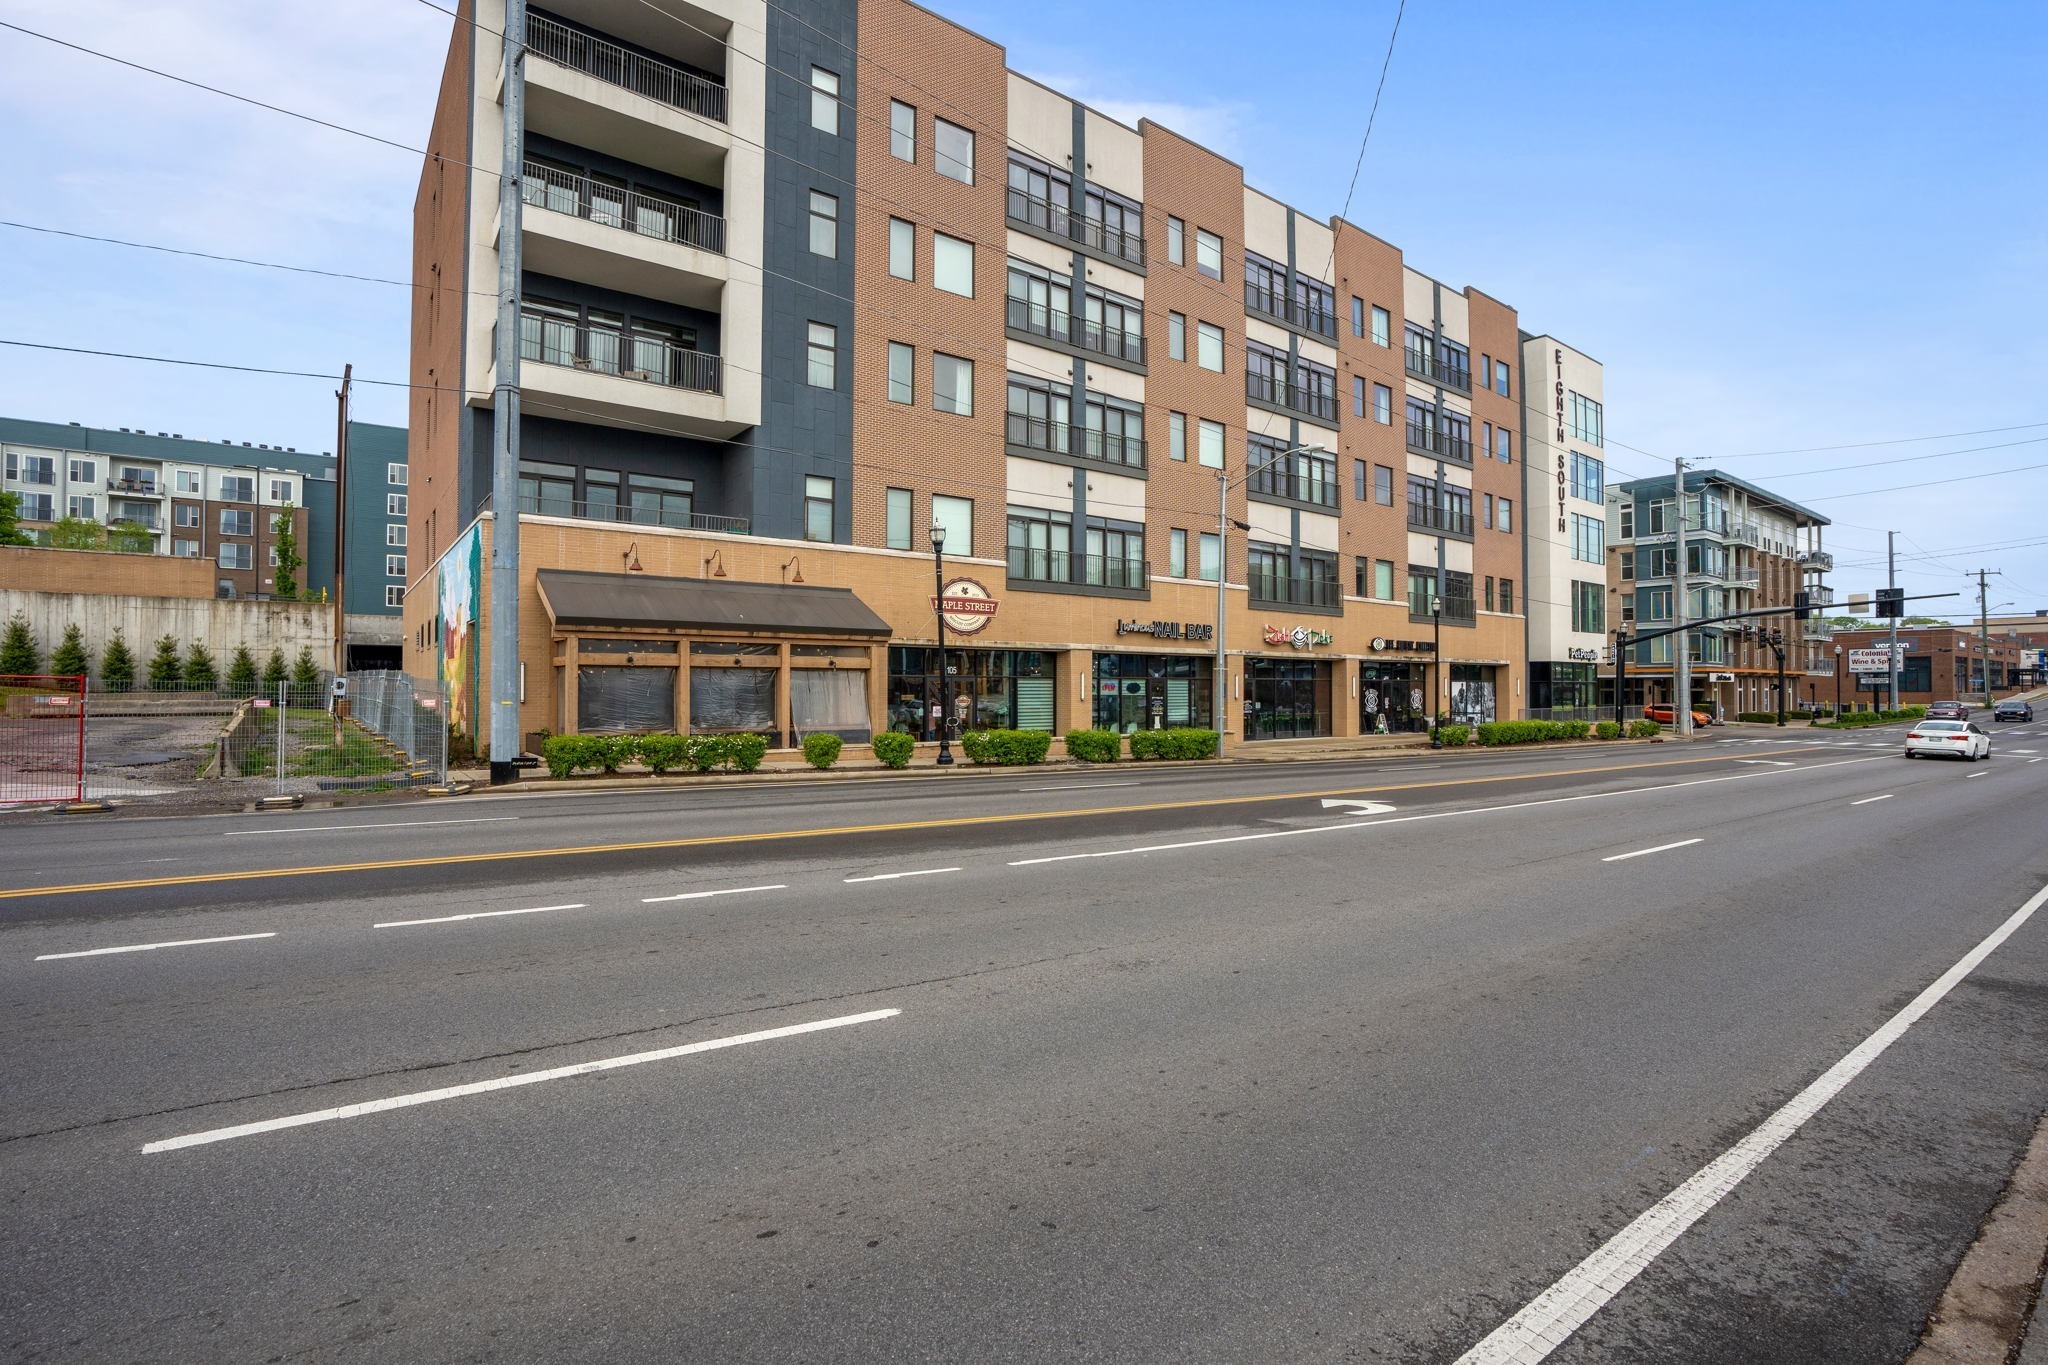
[1642,704,1714,727]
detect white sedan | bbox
[1903,720,1992,761]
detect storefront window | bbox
[1244,660,1332,740]
[1091,654,1213,733]
[690,667,776,733]
[578,666,676,732]
[792,669,869,740]
[887,647,1054,739]
[1449,664,1498,725]
[1360,662,1426,734]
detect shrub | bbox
[1595,720,1622,740]
[1473,720,1592,746]
[1128,727,1220,760]
[100,630,135,692]
[50,623,90,679]
[0,613,40,675]
[592,734,639,774]
[725,733,769,773]
[1626,719,1662,738]
[636,733,693,775]
[183,643,219,692]
[802,733,843,769]
[261,648,288,693]
[224,644,258,697]
[872,732,914,769]
[960,728,1053,765]
[1561,719,1591,739]
[687,734,729,772]
[542,734,599,779]
[1064,729,1122,763]
[290,646,321,701]
[146,634,183,689]
[1435,723,1471,747]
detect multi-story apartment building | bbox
[406,0,1574,748]
[1518,336,1607,717]
[1603,469,1832,718]
[340,420,411,669]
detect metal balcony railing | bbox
[1006,547,1148,591]
[1004,296,1145,364]
[519,311,722,393]
[1733,522,1762,546]
[1403,347,1471,392]
[526,11,728,124]
[104,478,161,495]
[1003,187,1146,266]
[1248,463,1338,508]
[1003,411,1145,470]
[1725,571,1762,589]
[515,494,748,533]
[1243,283,1338,339]
[1406,503,1475,537]
[1405,423,1473,463]
[1798,548,1835,571]
[522,161,726,254]
[1250,573,1341,609]
[1408,593,1477,625]
[105,512,162,531]
[1245,371,1338,423]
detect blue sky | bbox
[1,0,2043,619]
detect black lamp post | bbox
[1429,601,1443,748]
[1834,645,1843,716]
[930,523,954,766]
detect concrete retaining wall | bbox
[0,590,336,683]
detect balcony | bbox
[1403,346,1471,393]
[1409,594,1477,626]
[1242,283,1337,340]
[516,494,748,534]
[1006,547,1148,597]
[1807,584,1836,607]
[517,161,728,310]
[1003,412,1145,471]
[522,11,730,184]
[1250,573,1341,610]
[104,511,162,532]
[1003,296,1145,366]
[1406,503,1474,537]
[1798,548,1835,571]
[509,311,741,436]
[1245,371,1337,424]
[1804,620,1836,642]
[1004,188,1145,268]
[1248,464,1338,509]
[1725,571,1762,590]
[1733,522,1762,546]
[104,478,163,497]
[1405,422,1473,464]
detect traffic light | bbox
[1794,590,1812,621]
[1876,587,1905,619]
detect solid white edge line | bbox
[1850,795,1894,806]
[1006,757,1886,867]
[141,1008,902,1154]
[374,904,586,928]
[1600,838,1704,863]
[226,817,520,836]
[1452,878,2048,1365]
[641,883,787,904]
[36,932,277,961]
[843,867,962,883]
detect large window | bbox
[804,475,834,542]
[1195,228,1223,279]
[1248,436,1336,507]
[1374,464,1393,505]
[219,509,253,536]
[218,543,253,570]
[1006,373,1070,454]
[933,233,974,296]
[1571,512,1605,563]
[1197,418,1224,470]
[931,494,973,555]
[1082,392,1145,468]
[220,475,254,502]
[1571,579,1606,634]
[934,118,974,183]
[1197,321,1224,372]
[1570,451,1605,502]
[933,353,973,415]
[1569,392,1604,446]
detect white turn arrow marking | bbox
[1320,799,1398,816]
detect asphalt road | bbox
[4,723,2046,1362]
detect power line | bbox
[1713,421,2048,459]
[1801,460,2048,501]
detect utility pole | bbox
[1672,458,1691,738]
[333,363,351,674]
[1976,568,1997,709]
[488,0,528,786]
[1886,532,1899,712]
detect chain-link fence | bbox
[342,670,448,788]
[212,674,446,796]
[0,675,86,806]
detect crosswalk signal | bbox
[1876,587,1905,619]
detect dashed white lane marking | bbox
[641,884,787,904]
[2030,758,2046,764]
[1601,838,1704,863]
[375,904,585,928]
[226,817,520,836]
[1850,795,1894,806]
[843,867,961,883]
[37,932,276,962]
[1453,877,2048,1365]
[1968,772,1988,778]
[140,1008,902,1154]
[1020,781,1144,791]
[1735,759,1795,767]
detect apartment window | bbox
[1568,392,1604,446]
[388,493,407,516]
[888,217,914,279]
[1351,375,1365,417]
[934,118,973,183]
[1169,528,1188,578]
[219,508,253,536]
[1197,321,1223,372]
[933,353,974,415]
[269,479,292,502]
[1494,361,1511,398]
[810,66,840,134]
[933,233,974,296]
[386,554,408,578]
[387,524,407,546]
[1167,216,1185,265]
[218,543,252,570]
[1483,493,1495,530]
[1373,464,1393,505]
[67,458,96,483]
[1169,411,1186,462]
[1481,356,1492,391]
[1197,418,1225,469]
[804,475,835,542]
[1569,451,1605,502]
[66,494,95,520]
[174,504,200,528]
[808,191,838,258]
[173,539,199,558]
[1351,297,1365,337]
[1619,501,1634,539]
[886,487,913,550]
[1353,460,1367,501]
[1498,498,1513,532]
[1167,312,1186,362]
[890,100,916,160]
[1195,229,1222,279]
[1621,592,1635,622]
[220,475,254,501]
[1499,579,1515,614]
[388,463,407,486]
[1620,550,1635,581]
[1370,305,1390,347]
[1571,512,1605,563]
[175,470,201,494]
[887,342,915,404]
[1485,576,1496,612]
[1373,383,1392,424]
[385,585,405,608]
[807,322,837,388]
[1374,559,1396,600]
[931,494,973,555]
[14,454,52,485]
[1495,427,1512,463]
[1571,580,1606,634]
[1197,532,1220,582]
[15,493,50,520]
[1354,556,1371,598]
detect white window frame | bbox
[385,585,406,608]
[386,554,407,578]
[1197,419,1224,469]
[387,463,407,486]
[386,523,408,546]
[387,493,407,516]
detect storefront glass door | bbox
[1245,660,1331,740]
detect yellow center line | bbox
[1,748,1828,900]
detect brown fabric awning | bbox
[536,569,893,637]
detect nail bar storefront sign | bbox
[1115,619,1215,641]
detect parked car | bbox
[1992,699,2034,722]
[1643,704,1714,727]
[1903,719,1991,761]
[1924,700,1969,720]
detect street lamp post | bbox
[1213,441,1331,757]
[1429,601,1444,747]
[929,523,954,766]
[1834,645,1843,716]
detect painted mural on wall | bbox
[438,522,482,736]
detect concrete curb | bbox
[1907,1111,2048,1363]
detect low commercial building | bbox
[1825,625,2036,709]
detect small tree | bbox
[184,642,219,692]
[261,647,288,694]
[0,491,32,546]
[50,623,90,679]
[147,634,183,689]
[107,520,156,555]
[271,503,302,600]
[101,630,136,692]
[44,516,107,551]
[291,646,321,704]
[225,644,259,696]
[0,613,41,674]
